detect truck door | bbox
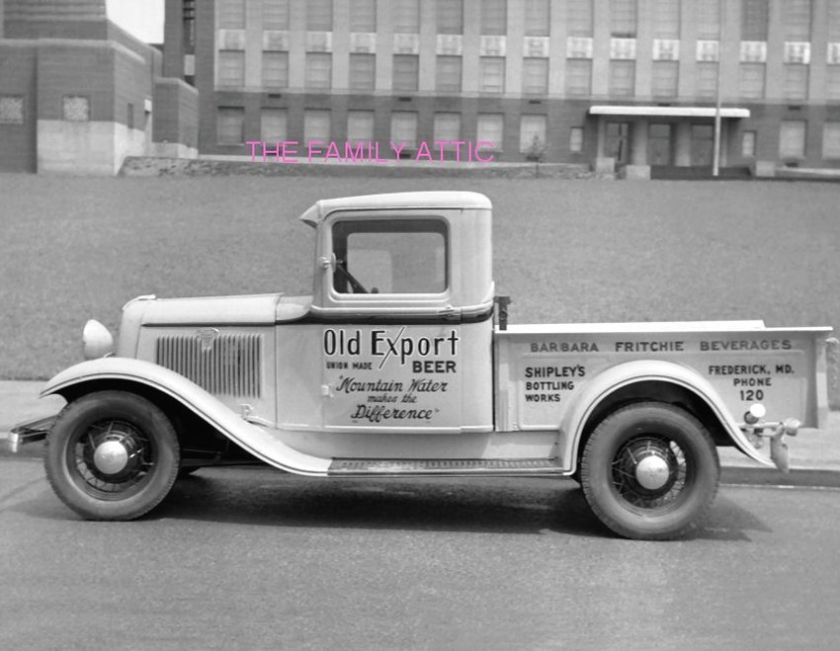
[318,214,493,434]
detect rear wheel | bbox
[45,391,180,520]
[580,402,719,540]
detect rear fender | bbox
[561,360,773,472]
[41,358,330,476]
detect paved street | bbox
[2,458,840,650]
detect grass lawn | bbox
[1,174,838,380]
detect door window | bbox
[332,219,447,295]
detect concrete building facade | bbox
[156,0,840,177]
[0,0,198,174]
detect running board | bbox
[328,458,567,477]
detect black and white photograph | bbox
[2,0,840,648]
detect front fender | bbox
[561,360,773,471]
[41,358,330,476]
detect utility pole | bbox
[712,0,725,177]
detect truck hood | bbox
[137,293,312,326]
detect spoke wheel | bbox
[580,402,719,540]
[46,391,179,520]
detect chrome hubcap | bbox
[612,436,687,509]
[93,439,130,475]
[635,453,671,490]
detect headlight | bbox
[82,319,114,359]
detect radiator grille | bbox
[154,332,262,398]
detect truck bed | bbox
[495,320,831,433]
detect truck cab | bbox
[13,191,831,540]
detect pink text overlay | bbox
[245,140,497,164]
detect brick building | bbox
[0,0,197,174]
[155,0,840,177]
[6,1,840,177]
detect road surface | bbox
[2,458,839,650]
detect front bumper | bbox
[7,415,57,454]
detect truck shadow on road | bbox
[147,468,769,541]
[9,466,770,541]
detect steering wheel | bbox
[334,260,368,294]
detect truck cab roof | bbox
[299,191,493,227]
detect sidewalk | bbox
[2,380,839,481]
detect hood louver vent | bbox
[155,332,262,398]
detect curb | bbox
[721,466,840,489]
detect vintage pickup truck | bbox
[11,191,831,539]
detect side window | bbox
[332,219,447,295]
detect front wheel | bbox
[580,402,719,540]
[45,391,180,520]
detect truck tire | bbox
[45,391,180,520]
[580,402,719,540]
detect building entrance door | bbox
[605,122,630,165]
[648,123,672,166]
[691,124,714,166]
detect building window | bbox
[520,115,547,154]
[305,53,332,89]
[696,0,720,39]
[63,96,90,122]
[823,122,840,158]
[827,66,840,101]
[696,62,719,98]
[263,0,289,30]
[784,0,812,41]
[393,55,419,91]
[261,108,288,142]
[741,130,756,158]
[779,120,806,159]
[218,50,245,87]
[522,58,549,95]
[219,0,245,29]
[433,112,461,146]
[263,52,289,88]
[391,111,418,148]
[784,65,809,100]
[481,0,506,35]
[307,0,333,31]
[566,59,592,96]
[479,57,505,93]
[349,54,376,90]
[350,0,377,33]
[609,61,635,97]
[304,109,331,143]
[437,0,463,34]
[739,63,765,99]
[831,1,840,41]
[127,103,134,130]
[567,0,593,37]
[610,0,637,37]
[524,0,550,36]
[610,38,636,60]
[569,127,584,153]
[217,107,244,145]
[651,61,678,98]
[393,0,420,33]
[741,0,768,41]
[0,96,25,124]
[653,0,680,39]
[477,113,504,150]
[347,110,375,144]
[436,56,462,93]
